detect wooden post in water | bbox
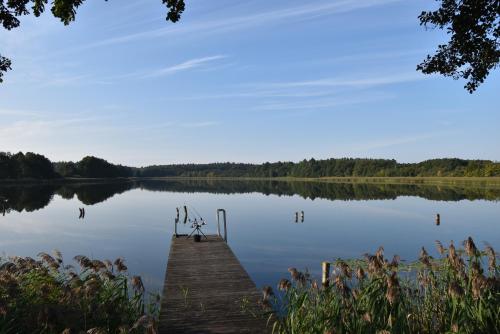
[174,208,180,237]
[322,261,330,287]
[183,205,188,224]
[436,213,441,226]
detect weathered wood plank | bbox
[159,235,270,334]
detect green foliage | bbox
[2,151,500,180]
[53,156,133,178]
[269,238,500,334]
[0,251,159,333]
[418,0,500,93]
[0,0,185,82]
[135,158,499,178]
[74,156,133,178]
[0,152,57,179]
[0,54,11,83]
[138,162,258,178]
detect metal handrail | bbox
[216,209,227,242]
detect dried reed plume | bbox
[262,286,274,307]
[435,240,446,255]
[278,279,291,291]
[484,243,497,274]
[464,236,479,257]
[114,258,128,272]
[272,236,500,334]
[0,251,160,333]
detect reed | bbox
[268,237,500,334]
[0,251,159,334]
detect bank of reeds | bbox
[0,251,159,333]
[267,237,500,334]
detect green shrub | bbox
[0,251,159,333]
[268,237,500,334]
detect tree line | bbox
[1,152,499,180]
[132,158,500,178]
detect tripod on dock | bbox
[187,219,208,240]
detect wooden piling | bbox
[322,261,330,287]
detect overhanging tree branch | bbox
[0,55,12,83]
[0,0,185,83]
[417,0,500,93]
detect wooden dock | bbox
[159,235,270,333]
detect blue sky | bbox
[0,0,498,166]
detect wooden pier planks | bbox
[159,235,269,333]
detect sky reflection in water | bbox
[0,180,499,293]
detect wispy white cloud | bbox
[89,55,228,83]
[10,55,228,86]
[41,73,96,87]
[0,118,101,140]
[264,72,427,89]
[303,49,428,66]
[0,108,39,117]
[77,0,401,50]
[253,93,393,112]
[157,72,420,111]
[180,121,220,128]
[161,89,336,101]
[141,55,227,78]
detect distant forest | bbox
[1,151,500,180]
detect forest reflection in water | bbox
[1,178,500,293]
[1,178,499,215]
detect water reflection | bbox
[0,179,499,293]
[0,179,498,214]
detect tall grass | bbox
[0,251,159,334]
[267,237,500,334]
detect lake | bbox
[1,179,499,295]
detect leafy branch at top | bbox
[0,0,185,82]
[417,0,500,93]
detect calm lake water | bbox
[1,179,499,294]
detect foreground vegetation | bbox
[1,237,499,333]
[0,251,159,333]
[1,151,500,179]
[268,237,499,334]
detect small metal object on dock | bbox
[160,209,268,333]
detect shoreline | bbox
[1,176,500,188]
